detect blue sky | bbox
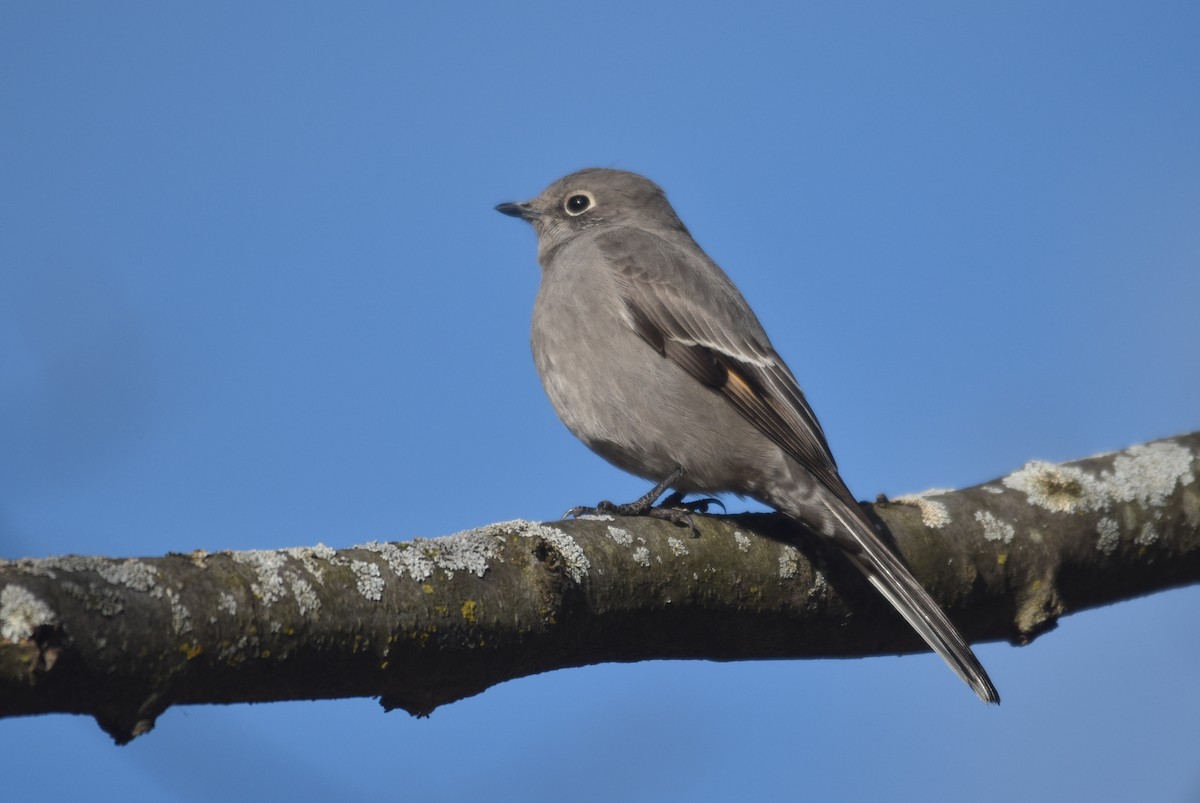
[3,3,1199,801]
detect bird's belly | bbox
[531,293,783,495]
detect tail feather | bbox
[822,497,1000,704]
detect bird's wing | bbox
[598,228,1000,704]
[598,227,842,492]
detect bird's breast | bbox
[529,254,784,494]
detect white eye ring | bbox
[563,191,595,216]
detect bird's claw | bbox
[648,505,702,537]
[562,500,618,520]
[659,491,725,515]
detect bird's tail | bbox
[820,495,1000,704]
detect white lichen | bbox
[632,546,651,567]
[284,544,339,582]
[667,537,688,557]
[0,584,57,642]
[1003,440,1194,514]
[1002,461,1100,513]
[385,539,437,582]
[24,556,160,592]
[503,520,592,583]
[891,489,953,529]
[231,550,289,605]
[163,587,192,635]
[778,546,800,579]
[806,568,830,608]
[606,526,633,546]
[1107,442,1195,507]
[96,560,160,592]
[1134,522,1160,547]
[421,529,502,578]
[359,540,415,578]
[1096,517,1121,555]
[733,531,752,552]
[359,528,504,583]
[974,510,1015,544]
[351,560,385,601]
[291,576,320,615]
[217,591,238,616]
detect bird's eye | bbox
[564,192,594,216]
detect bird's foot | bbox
[562,467,712,537]
[658,491,726,516]
[563,500,703,536]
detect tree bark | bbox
[2,433,1197,743]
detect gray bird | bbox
[496,168,999,704]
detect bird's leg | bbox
[563,466,705,535]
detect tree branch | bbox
[2,433,1198,743]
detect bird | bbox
[496,168,999,704]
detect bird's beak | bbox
[495,201,540,222]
